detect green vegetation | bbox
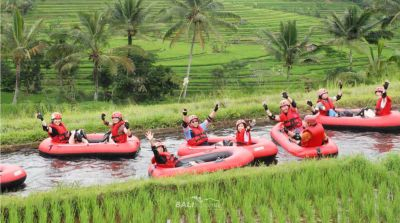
[1,82,399,147]
[1,155,400,222]
[1,0,399,103]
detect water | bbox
[1,125,399,196]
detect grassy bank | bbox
[1,155,399,222]
[1,82,399,147]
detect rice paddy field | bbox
[1,0,399,103]
[1,155,399,222]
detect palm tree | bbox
[161,0,240,101]
[374,0,400,27]
[326,7,380,71]
[108,0,153,45]
[258,20,313,80]
[73,11,135,101]
[1,9,44,104]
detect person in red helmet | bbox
[284,115,328,147]
[263,92,303,133]
[182,103,219,146]
[101,112,132,143]
[375,81,391,116]
[235,119,254,145]
[36,112,88,144]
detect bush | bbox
[0,60,14,92]
[113,52,178,102]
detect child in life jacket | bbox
[145,131,179,168]
[284,115,328,147]
[263,92,303,133]
[374,81,391,116]
[101,112,132,143]
[235,119,255,145]
[37,112,88,144]
[181,103,219,146]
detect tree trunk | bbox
[93,60,99,101]
[349,49,353,71]
[179,29,196,102]
[286,65,291,80]
[12,62,21,105]
[128,30,132,46]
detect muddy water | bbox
[1,125,399,196]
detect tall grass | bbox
[1,155,400,222]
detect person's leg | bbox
[69,130,76,144]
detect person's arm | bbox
[101,113,112,127]
[263,102,280,121]
[146,131,167,164]
[382,81,389,98]
[307,100,318,115]
[282,92,297,108]
[182,108,189,127]
[208,103,219,122]
[123,121,132,137]
[37,112,51,133]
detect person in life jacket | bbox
[101,112,132,143]
[145,131,180,168]
[235,119,254,145]
[307,81,344,117]
[263,92,303,133]
[375,81,391,116]
[284,115,328,147]
[36,112,88,144]
[182,103,219,146]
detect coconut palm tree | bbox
[1,9,44,104]
[326,7,381,71]
[108,0,153,45]
[161,0,240,101]
[258,20,313,80]
[73,11,135,101]
[374,0,400,27]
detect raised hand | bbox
[101,113,106,121]
[36,112,44,121]
[213,103,219,112]
[338,80,343,90]
[262,102,269,111]
[383,80,390,90]
[306,100,313,107]
[145,131,154,141]
[182,108,188,116]
[282,91,289,99]
[124,121,130,129]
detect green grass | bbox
[2,0,399,103]
[1,155,399,222]
[1,81,399,146]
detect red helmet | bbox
[304,115,318,125]
[375,86,384,93]
[112,112,122,119]
[236,119,246,127]
[51,112,62,120]
[188,115,199,123]
[279,99,290,108]
[318,88,328,97]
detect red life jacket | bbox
[236,129,251,145]
[187,126,208,146]
[301,123,325,147]
[279,108,303,130]
[375,96,392,116]
[48,122,69,143]
[151,152,177,168]
[111,121,127,143]
[317,98,335,116]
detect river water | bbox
[1,125,399,196]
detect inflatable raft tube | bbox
[317,110,400,132]
[0,165,27,190]
[270,123,338,158]
[177,136,278,163]
[38,133,140,158]
[148,148,254,178]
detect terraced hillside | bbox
[2,0,399,102]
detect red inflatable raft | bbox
[38,134,140,157]
[148,148,254,178]
[270,123,338,158]
[317,110,400,132]
[177,136,278,163]
[0,165,27,190]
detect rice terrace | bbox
[0,0,399,222]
